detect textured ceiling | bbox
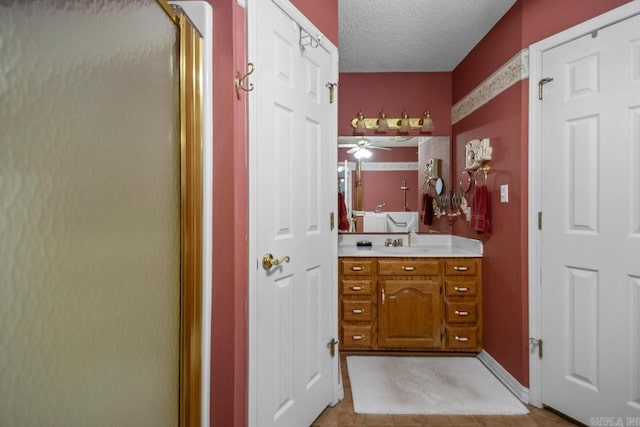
[339,0,517,72]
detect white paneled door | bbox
[249,1,338,426]
[540,12,640,423]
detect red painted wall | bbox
[451,0,632,388]
[521,0,630,46]
[290,0,338,46]
[207,1,247,426]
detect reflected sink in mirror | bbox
[362,211,418,232]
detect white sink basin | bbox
[371,246,429,255]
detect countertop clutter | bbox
[338,233,483,258]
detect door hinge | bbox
[538,77,554,100]
[538,211,542,230]
[529,338,543,358]
[330,212,335,230]
[326,82,338,104]
[327,338,339,357]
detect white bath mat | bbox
[346,356,529,415]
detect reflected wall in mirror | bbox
[338,136,450,233]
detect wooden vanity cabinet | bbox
[339,258,377,350]
[443,258,483,352]
[339,256,482,353]
[377,259,442,349]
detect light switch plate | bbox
[500,184,509,203]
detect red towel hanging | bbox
[470,185,491,236]
[421,192,433,226]
[338,192,350,231]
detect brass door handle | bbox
[262,253,291,270]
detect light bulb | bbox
[354,111,366,135]
[420,111,434,134]
[353,147,372,159]
[398,110,410,134]
[375,110,389,134]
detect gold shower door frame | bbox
[160,2,204,426]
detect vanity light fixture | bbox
[350,109,435,134]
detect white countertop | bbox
[338,234,482,258]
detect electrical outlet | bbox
[500,184,509,203]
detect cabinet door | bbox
[378,279,442,349]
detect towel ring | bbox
[474,166,490,187]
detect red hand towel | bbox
[421,192,433,226]
[338,192,349,231]
[470,185,491,236]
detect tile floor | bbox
[311,354,579,427]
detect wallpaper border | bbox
[452,49,529,124]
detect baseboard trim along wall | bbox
[477,350,530,404]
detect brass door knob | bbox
[262,253,291,270]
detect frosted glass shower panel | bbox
[0,1,181,426]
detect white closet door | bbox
[540,12,640,423]
[250,1,336,426]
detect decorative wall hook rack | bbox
[351,109,434,135]
[234,63,255,100]
[299,25,321,52]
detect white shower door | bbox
[0,1,184,426]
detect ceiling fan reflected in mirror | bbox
[338,137,391,159]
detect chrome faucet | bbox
[374,202,386,213]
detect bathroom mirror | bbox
[434,178,444,195]
[460,170,473,193]
[338,135,450,233]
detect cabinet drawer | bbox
[378,259,440,276]
[342,300,373,321]
[446,326,478,350]
[445,301,477,323]
[341,279,374,295]
[341,325,372,348]
[444,259,478,275]
[341,259,375,275]
[445,279,478,296]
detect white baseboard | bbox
[477,350,530,404]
